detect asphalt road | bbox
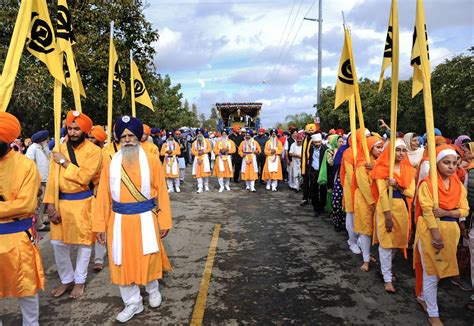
[1,168,473,325]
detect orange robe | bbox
[0,150,44,297]
[262,138,283,180]
[43,140,103,245]
[353,165,376,236]
[141,140,159,157]
[93,149,172,286]
[238,139,261,181]
[191,139,212,178]
[160,140,181,178]
[213,139,236,178]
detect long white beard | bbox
[122,144,139,165]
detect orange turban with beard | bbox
[90,125,107,142]
[0,112,21,143]
[66,111,93,133]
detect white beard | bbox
[122,144,139,165]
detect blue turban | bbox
[196,128,204,134]
[115,115,144,141]
[48,139,55,151]
[270,128,277,135]
[166,131,174,138]
[247,130,254,137]
[31,130,49,143]
[151,127,160,135]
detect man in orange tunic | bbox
[0,112,43,326]
[43,111,103,299]
[263,129,283,191]
[213,129,236,192]
[93,116,172,323]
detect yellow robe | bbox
[191,139,212,178]
[102,142,121,160]
[213,139,236,178]
[262,138,283,180]
[0,150,44,297]
[141,140,159,157]
[92,149,172,286]
[414,182,469,279]
[238,140,261,181]
[44,140,103,245]
[373,177,415,248]
[353,165,376,236]
[342,160,354,213]
[160,140,181,178]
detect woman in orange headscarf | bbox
[353,136,384,272]
[413,144,469,325]
[371,138,416,293]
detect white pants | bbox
[359,234,372,263]
[346,212,359,246]
[266,180,278,189]
[287,165,294,187]
[166,178,180,190]
[197,178,209,190]
[379,246,396,283]
[119,280,159,305]
[245,180,255,188]
[94,242,107,264]
[17,295,39,326]
[417,241,440,317]
[218,177,224,188]
[51,240,92,284]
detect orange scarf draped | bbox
[351,136,383,200]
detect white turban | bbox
[436,149,457,163]
[311,133,322,142]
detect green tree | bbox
[284,112,314,129]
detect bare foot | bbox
[416,297,428,312]
[428,317,444,326]
[69,283,85,299]
[93,263,104,272]
[360,262,369,272]
[51,282,73,297]
[384,282,396,293]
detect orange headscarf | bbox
[370,138,416,202]
[0,112,21,143]
[66,111,93,133]
[339,134,355,187]
[90,125,107,142]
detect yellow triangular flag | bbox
[378,0,399,92]
[110,40,126,99]
[26,0,65,84]
[334,29,355,109]
[0,0,33,112]
[131,59,154,111]
[410,0,431,98]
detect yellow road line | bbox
[190,224,221,326]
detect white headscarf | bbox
[403,132,424,168]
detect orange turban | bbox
[66,111,93,133]
[143,124,151,135]
[435,136,446,146]
[90,125,107,142]
[0,112,21,143]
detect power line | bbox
[152,1,285,5]
[263,0,297,84]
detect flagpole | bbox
[130,50,136,117]
[388,0,399,209]
[107,21,114,144]
[65,49,82,112]
[53,54,63,211]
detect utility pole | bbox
[304,0,322,122]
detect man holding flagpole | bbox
[93,115,172,323]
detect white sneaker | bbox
[271,186,277,192]
[349,243,362,255]
[266,184,271,190]
[168,188,174,193]
[197,188,203,194]
[116,302,144,323]
[175,187,181,193]
[245,186,250,190]
[204,186,210,192]
[218,187,224,193]
[149,290,162,308]
[225,185,231,191]
[250,187,256,192]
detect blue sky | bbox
[145,0,473,128]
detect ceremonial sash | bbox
[110,147,159,266]
[66,141,94,191]
[59,189,94,200]
[218,140,233,172]
[0,218,33,235]
[164,142,178,176]
[192,140,210,175]
[241,140,258,173]
[267,139,279,173]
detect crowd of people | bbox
[1,110,473,326]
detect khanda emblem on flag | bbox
[338,59,353,85]
[383,26,393,58]
[27,12,54,54]
[114,62,126,98]
[134,79,146,97]
[411,24,430,66]
[56,4,76,43]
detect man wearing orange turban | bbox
[88,125,107,148]
[43,110,103,299]
[0,112,44,325]
[140,123,159,156]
